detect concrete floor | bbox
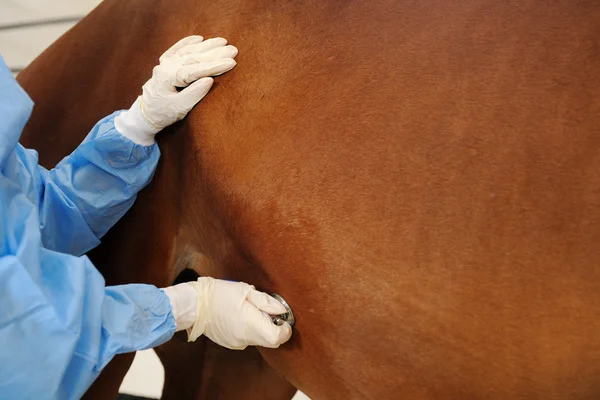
[1,1,309,398]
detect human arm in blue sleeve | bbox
[12,113,160,256]
[0,54,159,257]
[4,34,239,257]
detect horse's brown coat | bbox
[17,0,600,399]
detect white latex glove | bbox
[115,35,238,145]
[162,278,292,350]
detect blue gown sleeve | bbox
[11,112,161,256]
[0,236,176,399]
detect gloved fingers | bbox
[247,290,287,315]
[175,37,228,57]
[181,45,239,65]
[242,301,293,348]
[160,35,204,62]
[205,58,237,77]
[177,77,214,110]
[174,59,236,86]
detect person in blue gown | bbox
[0,35,291,399]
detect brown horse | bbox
[17,0,600,399]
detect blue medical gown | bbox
[0,57,176,399]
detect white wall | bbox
[0,0,101,70]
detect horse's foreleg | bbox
[156,333,297,400]
[83,353,135,399]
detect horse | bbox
[17,0,600,398]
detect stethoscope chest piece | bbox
[270,293,296,328]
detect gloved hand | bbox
[115,35,238,146]
[162,277,292,350]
